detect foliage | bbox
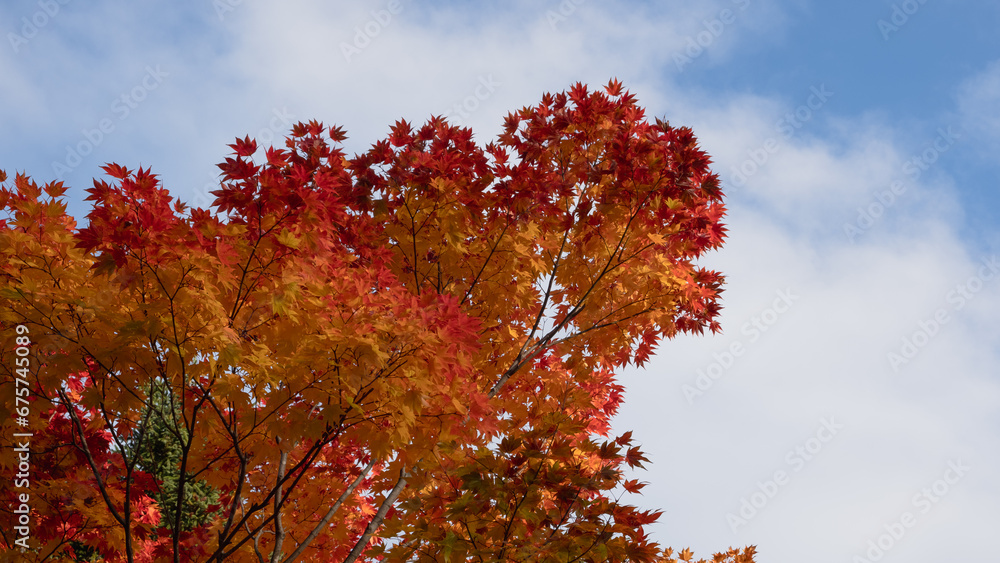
[0,80,754,562]
[129,381,221,534]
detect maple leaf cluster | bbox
[0,81,753,562]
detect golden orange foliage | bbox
[1,81,753,562]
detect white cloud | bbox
[957,59,1000,153]
[609,52,999,563]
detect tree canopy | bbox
[1,80,755,563]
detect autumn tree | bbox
[1,80,755,562]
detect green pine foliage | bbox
[131,381,220,533]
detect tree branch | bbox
[281,458,375,562]
[342,467,410,563]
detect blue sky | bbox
[2,1,998,561]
